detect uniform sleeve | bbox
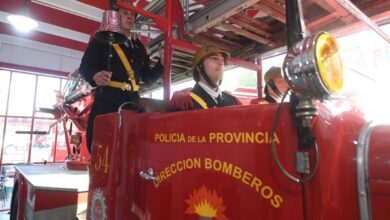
[79,39,106,87]
[169,88,194,111]
[136,40,164,85]
[233,96,243,105]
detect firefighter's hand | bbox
[169,88,193,111]
[93,71,112,86]
[159,47,164,65]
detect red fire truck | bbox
[9,0,390,219]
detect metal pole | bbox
[52,124,58,162]
[185,0,189,33]
[256,58,263,100]
[286,0,306,49]
[185,0,189,22]
[163,0,174,102]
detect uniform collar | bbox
[198,81,222,100]
[124,38,133,48]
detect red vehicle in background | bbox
[10,0,390,220]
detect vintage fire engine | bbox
[10,0,390,219]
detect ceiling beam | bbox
[306,13,341,31]
[188,0,261,34]
[252,2,286,23]
[261,0,285,15]
[201,32,243,48]
[185,34,236,51]
[233,12,271,30]
[31,0,103,22]
[209,27,241,41]
[312,0,354,24]
[220,22,274,46]
[227,17,272,38]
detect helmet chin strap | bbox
[268,80,282,97]
[198,64,221,89]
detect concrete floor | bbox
[0,212,85,220]
[0,211,86,220]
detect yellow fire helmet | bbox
[264,67,282,84]
[193,45,230,67]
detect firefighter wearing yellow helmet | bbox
[169,45,241,110]
[263,67,289,103]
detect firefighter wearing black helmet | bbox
[170,45,241,110]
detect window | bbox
[2,117,32,164]
[221,67,257,92]
[35,76,61,118]
[0,117,4,155]
[143,80,195,100]
[61,78,69,95]
[0,71,10,115]
[54,122,69,162]
[7,73,36,117]
[0,69,66,164]
[30,119,56,163]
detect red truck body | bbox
[87,101,390,219]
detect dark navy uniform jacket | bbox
[79,37,163,152]
[190,83,240,109]
[80,37,163,104]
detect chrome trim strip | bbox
[356,121,374,220]
[117,102,139,128]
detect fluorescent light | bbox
[7,14,39,32]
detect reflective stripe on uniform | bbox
[112,44,138,92]
[189,92,208,109]
[106,81,132,91]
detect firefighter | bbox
[170,45,241,110]
[263,66,289,103]
[79,0,164,153]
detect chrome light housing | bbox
[283,32,344,100]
